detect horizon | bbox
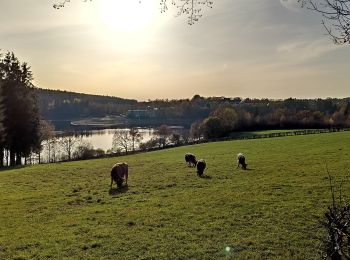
[36,87,350,102]
[1,0,349,100]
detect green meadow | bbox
[1,132,350,259]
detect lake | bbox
[76,128,156,151]
[0,127,184,165]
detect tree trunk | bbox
[6,149,9,166]
[47,143,51,163]
[16,153,22,165]
[0,148,4,167]
[10,150,16,166]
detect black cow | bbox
[237,153,247,170]
[196,159,206,177]
[185,153,197,167]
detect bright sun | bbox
[99,0,156,33]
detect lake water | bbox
[0,127,183,166]
[77,128,156,151]
[0,128,172,166]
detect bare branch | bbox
[300,0,350,44]
[54,0,213,25]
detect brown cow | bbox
[110,162,128,188]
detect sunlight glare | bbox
[99,0,156,33]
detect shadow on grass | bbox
[109,185,129,196]
[235,168,254,171]
[199,175,212,179]
[0,165,30,172]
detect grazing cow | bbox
[110,162,128,188]
[185,153,197,167]
[196,159,206,177]
[237,153,247,170]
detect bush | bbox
[202,116,225,138]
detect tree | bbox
[190,121,203,140]
[300,0,350,44]
[170,133,182,145]
[211,106,239,133]
[0,81,5,167]
[155,125,171,147]
[73,141,95,159]
[0,52,41,166]
[35,120,55,164]
[47,137,59,163]
[0,82,4,141]
[59,134,81,160]
[139,138,159,151]
[201,116,224,139]
[54,0,213,25]
[112,129,132,154]
[129,127,143,152]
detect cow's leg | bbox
[110,177,113,188]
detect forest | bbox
[37,88,350,132]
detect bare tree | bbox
[34,120,55,164]
[49,137,59,163]
[190,120,204,140]
[160,0,213,25]
[129,127,143,152]
[59,134,81,161]
[73,140,95,160]
[321,168,350,259]
[300,0,350,44]
[43,137,56,163]
[170,132,181,145]
[53,0,213,25]
[155,124,171,147]
[112,129,132,154]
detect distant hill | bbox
[36,88,138,120]
[35,88,350,132]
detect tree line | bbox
[37,90,350,133]
[37,88,137,120]
[190,99,350,139]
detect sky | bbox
[0,0,349,100]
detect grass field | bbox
[229,129,311,139]
[1,132,350,259]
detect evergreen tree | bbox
[0,52,41,166]
[0,81,5,167]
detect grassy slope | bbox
[1,132,350,259]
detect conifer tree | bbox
[0,52,41,166]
